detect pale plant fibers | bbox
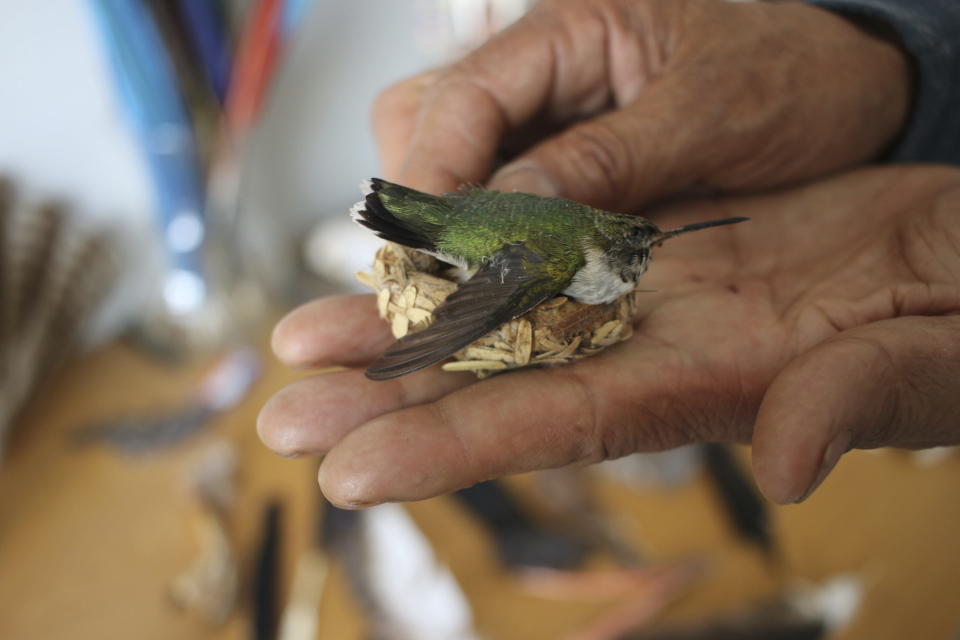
[356,242,639,379]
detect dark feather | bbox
[454,480,588,570]
[366,242,557,380]
[351,178,439,251]
[701,443,777,560]
[625,617,825,640]
[251,502,282,640]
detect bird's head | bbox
[611,214,750,283]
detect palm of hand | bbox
[590,166,954,418]
[259,168,960,507]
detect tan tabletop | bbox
[1,340,959,639]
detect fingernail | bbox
[488,161,558,197]
[341,500,379,510]
[795,430,853,503]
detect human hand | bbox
[259,166,960,507]
[374,0,912,210]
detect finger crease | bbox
[433,398,473,473]
[557,368,604,463]
[463,75,515,132]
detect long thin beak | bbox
[651,216,749,246]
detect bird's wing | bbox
[366,242,572,380]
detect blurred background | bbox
[1,1,959,639]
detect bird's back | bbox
[436,190,594,263]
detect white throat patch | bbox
[562,245,636,304]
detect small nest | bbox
[356,243,640,379]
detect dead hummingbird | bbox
[351,178,747,380]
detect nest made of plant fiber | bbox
[355,242,640,379]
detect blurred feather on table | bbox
[0,178,117,461]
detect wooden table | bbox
[1,340,959,639]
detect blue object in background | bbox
[177,0,232,104]
[87,0,208,315]
[280,0,314,37]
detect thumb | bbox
[487,78,709,210]
[752,315,960,505]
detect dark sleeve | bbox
[807,0,960,165]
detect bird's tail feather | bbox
[349,178,447,251]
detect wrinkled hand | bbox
[259,167,960,507]
[375,0,911,210]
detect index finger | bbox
[380,3,613,194]
[271,295,394,369]
[315,336,698,508]
[318,366,602,508]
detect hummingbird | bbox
[351,178,747,380]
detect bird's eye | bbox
[631,226,657,247]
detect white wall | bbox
[0,1,441,336]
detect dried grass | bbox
[356,243,640,379]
